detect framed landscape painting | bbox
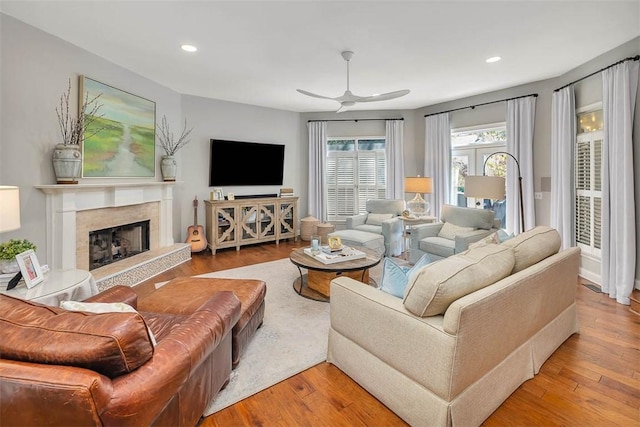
[80,76,156,178]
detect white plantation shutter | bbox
[575,131,602,256]
[326,137,386,220]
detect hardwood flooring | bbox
[134,241,640,426]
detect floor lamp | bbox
[464,151,525,232]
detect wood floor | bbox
[134,240,640,427]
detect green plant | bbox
[0,239,36,260]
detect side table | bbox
[401,216,437,255]
[1,269,98,306]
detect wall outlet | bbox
[534,192,543,200]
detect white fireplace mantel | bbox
[36,182,179,271]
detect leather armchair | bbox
[346,199,405,256]
[0,285,241,427]
[409,204,500,263]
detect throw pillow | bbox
[403,244,515,317]
[468,232,500,249]
[437,222,475,240]
[380,254,432,298]
[60,301,157,346]
[497,229,515,242]
[365,213,394,226]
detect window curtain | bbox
[308,121,327,221]
[385,119,405,199]
[550,86,576,249]
[424,113,451,218]
[506,96,536,234]
[601,59,638,305]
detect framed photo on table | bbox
[16,249,44,288]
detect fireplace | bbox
[89,220,150,270]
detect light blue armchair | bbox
[409,204,500,263]
[346,199,405,256]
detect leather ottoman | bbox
[139,277,266,366]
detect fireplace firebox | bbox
[89,220,150,270]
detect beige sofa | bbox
[327,226,580,427]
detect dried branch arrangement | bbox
[156,115,193,156]
[56,78,103,145]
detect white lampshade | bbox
[0,186,21,232]
[464,176,505,200]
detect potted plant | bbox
[156,115,193,181]
[53,78,103,184]
[0,239,36,274]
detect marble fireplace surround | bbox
[36,182,190,289]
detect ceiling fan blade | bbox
[336,104,349,113]
[357,89,411,103]
[296,89,338,101]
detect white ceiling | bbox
[2,1,639,113]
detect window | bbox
[326,137,386,221]
[575,109,603,257]
[451,124,507,226]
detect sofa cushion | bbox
[380,254,432,298]
[353,224,383,235]
[0,295,154,378]
[438,222,475,240]
[501,226,561,273]
[366,213,394,226]
[403,244,515,316]
[420,236,455,258]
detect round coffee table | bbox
[289,246,382,302]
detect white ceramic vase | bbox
[0,259,20,274]
[52,144,82,184]
[161,155,177,181]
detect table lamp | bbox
[0,186,23,289]
[405,176,432,216]
[0,186,21,233]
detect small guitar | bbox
[186,196,207,252]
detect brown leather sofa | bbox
[0,285,241,426]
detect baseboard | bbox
[579,268,601,286]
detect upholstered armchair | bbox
[409,204,500,263]
[346,199,405,256]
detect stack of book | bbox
[279,188,295,197]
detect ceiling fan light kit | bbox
[297,51,410,112]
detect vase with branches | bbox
[52,78,103,184]
[156,115,193,181]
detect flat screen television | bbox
[209,139,285,186]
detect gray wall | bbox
[0,14,183,264]
[181,95,303,233]
[1,13,637,286]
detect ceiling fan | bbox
[297,51,410,113]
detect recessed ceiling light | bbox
[486,56,501,63]
[181,44,197,53]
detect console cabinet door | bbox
[277,200,297,241]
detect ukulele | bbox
[186,196,207,252]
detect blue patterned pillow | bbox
[380,254,432,298]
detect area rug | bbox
[169,258,383,415]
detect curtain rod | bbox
[307,118,404,123]
[423,93,538,118]
[554,55,640,92]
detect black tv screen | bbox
[209,139,285,186]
